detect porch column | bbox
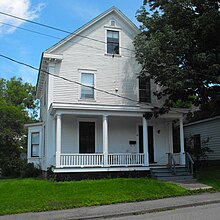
[56,113,62,167]
[103,115,108,166]
[179,118,186,165]
[143,116,149,166]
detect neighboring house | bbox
[25,7,188,177]
[184,116,220,163]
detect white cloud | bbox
[0,0,45,34]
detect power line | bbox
[0,21,136,59]
[1,54,219,118]
[0,21,60,40]
[1,22,218,80]
[0,11,136,53]
[0,54,143,105]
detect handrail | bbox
[185,152,194,175]
[167,153,176,175]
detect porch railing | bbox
[60,153,145,167]
[60,154,104,167]
[108,153,144,166]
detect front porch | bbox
[53,110,186,172]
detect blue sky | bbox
[0,0,144,85]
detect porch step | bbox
[150,166,193,182]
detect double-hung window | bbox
[107,30,119,54]
[81,73,94,99]
[139,76,151,103]
[31,132,40,157]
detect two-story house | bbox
[25,7,188,179]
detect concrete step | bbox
[150,166,194,182]
[156,175,194,181]
[153,172,191,177]
[151,167,188,173]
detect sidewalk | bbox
[1,192,220,220]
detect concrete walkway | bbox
[170,180,213,191]
[1,192,220,220]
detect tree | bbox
[0,77,38,177]
[134,0,220,115]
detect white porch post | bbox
[179,117,186,165]
[143,116,149,166]
[56,113,62,167]
[103,115,108,166]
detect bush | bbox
[0,156,41,178]
[21,163,41,178]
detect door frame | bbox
[76,118,97,153]
[136,122,157,163]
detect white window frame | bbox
[138,77,152,103]
[78,69,96,101]
[105,27,122,56]
[28,126,42,159]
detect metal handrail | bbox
[167,153,176,175]
[186,152,194,175]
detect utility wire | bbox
[0,54,144,105]
[0,21,136,59]
[1,22,219,79]
[0,11,136,53]
[1,54,220,118]
[0,21,60,40]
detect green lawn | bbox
[196,166,220,191]
[0,177,189,215]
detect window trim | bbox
[78,69,96,101]
[31,132,40,157]
[138,76,151,103]
[105,28,121,56]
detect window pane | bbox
[113,31,119,39]
[32,144,39,157]
[107,30,119,54]
[31,133,39,144]
[139,77,151,103]
[81,73,94,99]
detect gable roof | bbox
[45,6,140,53]
[36,6,140,98]
[184,115,220,127]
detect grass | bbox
[0,177,189,215]
[196,166,220,191]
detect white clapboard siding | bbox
[184,117,220,160]
[49,11,151,107]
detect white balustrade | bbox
[60,154,104,167]
[60,153,145,167]
[108,153,144,166]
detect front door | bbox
[139,125,154,163]
[79,122,95,153]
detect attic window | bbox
[107,30,119,54]
[110,20,116,26]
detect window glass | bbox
[81,73,94,99]
[31,132,39,157]
[107,30,119,54]
[139,77,151,103]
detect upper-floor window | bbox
[139,76,151,103]
[107,30,119,54]
[81,73,94,99]
[31,132,40,157]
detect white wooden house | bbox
[25,7,188,177]
[184,116,220,164]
